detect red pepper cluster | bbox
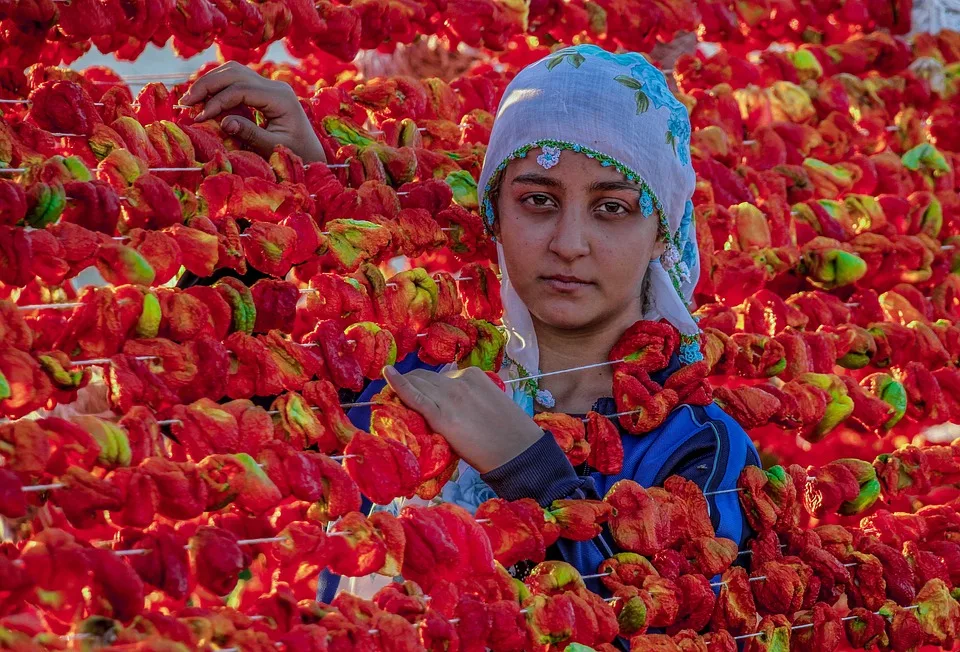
[0,0,913,75]
[2,6,960,651]
[1,451,959,649]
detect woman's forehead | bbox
[503,150,639,190]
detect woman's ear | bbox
[652,240,667,260]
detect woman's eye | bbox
[522,193,556,208]
[597,201,629,215]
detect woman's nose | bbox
[547,211,591,261]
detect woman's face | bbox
[495,150,665,333]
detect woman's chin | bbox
[529,299,603,331]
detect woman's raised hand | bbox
[179,61,327,164]
[383,366,545,474]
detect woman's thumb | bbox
[221,116,279,156]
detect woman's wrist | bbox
[472,421,545,474]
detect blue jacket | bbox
[317,352,761,603]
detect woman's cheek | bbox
[600,246,650,301]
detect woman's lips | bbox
[541,275,593,292]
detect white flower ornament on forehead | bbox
[536,145,562,170]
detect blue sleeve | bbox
[317,352,445,603]
[480,431,599,505]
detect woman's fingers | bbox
[220,115,283,157]
[404,369,445,388]
[193,83,277,122]
[179,61,251,106]
[383,367,442,420]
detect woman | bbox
[183,46,761,602]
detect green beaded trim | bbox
[665,228,685,298]
[506,356,541,398]
[480,139,672,244]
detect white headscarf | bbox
[476,44,703,415]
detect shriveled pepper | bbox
[344,322,397,380]
[670,574,716,634]
[545,499,612,542]
[197,452,282,514]
[418,316,478,366]
[743,614,792,652]
[610,321,679,372]
[712,385,781,429]
[585,411,624,475]
[844,607,889,649]
[460,319,505,372]
[476,497,549,568]
[613,363,679,435]
[343,430,420,504]
[915,578,960,646]
[605,480,673,556]
[732,332,788,378]
[534,412,590,467]
[187,525,245,596]
[371,385,457,500]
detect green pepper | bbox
[445,170,479,210]
[214,277,256,334]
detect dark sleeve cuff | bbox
[480,431,593,507]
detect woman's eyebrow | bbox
[589,180,641,193]
[511,173,562,188]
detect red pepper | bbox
[139,456,208,521]
[344,322,397,380]
[534,412,590,466]
[371,385,457,500]
[458,262,502,322]
[682,537,738,577]
[605,480,673,556]
[613,363,679,434]
[711,566,758,635]
[326,511,387,577]
[743,614,792,652]
[88,546,146,622]
[28,80,103,136]
[713,385,782,429]
[104,467,158,528]
[669,574,716,634]
[0,467,26,518]
[857,537,917,607]
[343,430,420,504]
[844,607,888,649]
[846,551,888,611]
[475,497,549,568]
[117,524,190,600]
[585,410,624,475]
[663,361,713,406]
[302,320,365,392]
[546,499,611,542]
[609,321,679,372]
[418,316,478,366]
[400,503,494,592]
[188,525,245,596]
[751,560,806,615]
[270,390,330,451]
[197,452,283,514]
